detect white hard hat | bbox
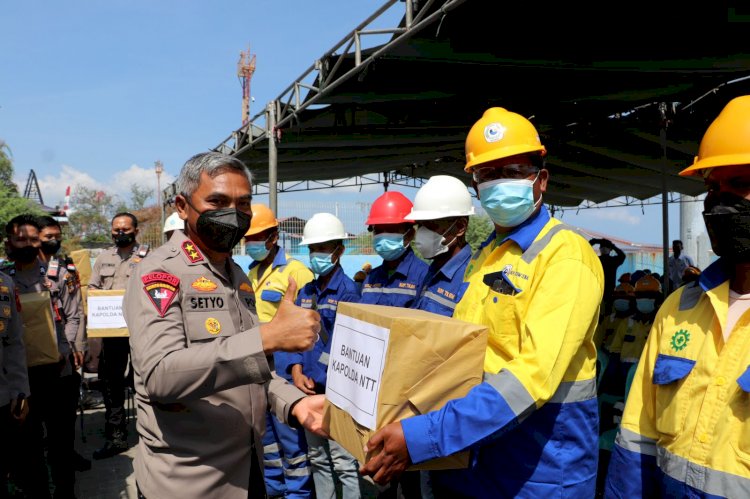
[299,213,350,245]
[406,175,475,220]
[163,212,185,233]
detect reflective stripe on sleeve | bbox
[362,287,417,297]
[548,378,597,404]
[658,446,750,497]
[422,291,457,310]
[483,369,535,420]
[615,427,657,457]
[284,467,311,477]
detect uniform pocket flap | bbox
[737,366,750,393]
[261,290,283,302]
[653,354,696,385]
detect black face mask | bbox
[9,245,39,264]
[183,195,251,253]
[113,232,136,248]
[703,192,750,263]
[41,240,62,256]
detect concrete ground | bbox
[73,396,138,499]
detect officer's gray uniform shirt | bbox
[0,272,30,404]
[123,230,306,499]
[89,245,142,291]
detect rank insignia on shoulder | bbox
[181,241,204,263]
[142,271,180,317]
[191,276,218,292]
[137,244,150,258]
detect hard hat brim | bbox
[405,207,475,220]
[679,153,750,177]
[465,145,546,173]
[298,234,353,246]
[245,223,278,236]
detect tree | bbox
[0,143,45,255]
[129,183,154,211]
[466,215,494,252]
[68,185,116,245]
[0,141,19,194]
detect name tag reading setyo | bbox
[189,295,226,310]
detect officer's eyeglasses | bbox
[472,164,539,184]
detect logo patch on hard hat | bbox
[484,123,505,143]
[205,317,221,335]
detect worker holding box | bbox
[360,107,605,498]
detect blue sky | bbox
[1,0,687,245]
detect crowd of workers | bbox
[2,96,750,499]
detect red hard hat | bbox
[366,191,414,225]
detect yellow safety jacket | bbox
[406,208,603,497]
[247,249,313,324]
[606,259,750,497]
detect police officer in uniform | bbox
[123,151,326,499]
[38,214,91,472]
[4,214,82,499]
[89,212,147,459]
[0,266,30,499]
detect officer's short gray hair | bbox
[176,152,253,197]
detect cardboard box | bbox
[324,302,488,471]
[87,289,129,338]
[70,249,92,316]
[19,291,59,367]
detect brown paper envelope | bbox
[19,291,59,367]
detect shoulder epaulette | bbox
[0,260,16,275]
[138,244,150,258]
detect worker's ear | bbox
[454,217,468,238]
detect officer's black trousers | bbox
[100,337,130,436]
[12,364,78,498]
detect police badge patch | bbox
[142,272,180,317]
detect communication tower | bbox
[237,47,256,126]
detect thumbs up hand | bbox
[260,277,321,353]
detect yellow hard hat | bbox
[464,107,546,173]
[634,275,662,294]
[680,95,750,176]
[245,203,278,236]
[613,282,635,297]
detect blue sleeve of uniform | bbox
[604,442,658,498]
[400,382,519,463]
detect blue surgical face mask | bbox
[373,233,408,261]
[613,299,631,313]
[245,239,271,261]
[478,174,540,227]
[310,252,336,276]
[636,298,655,314]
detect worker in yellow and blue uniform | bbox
[245,203,314,499]
[360,191,428,308]
[605,95,750,498]
[360,107,604,498]
[286,213,367,499]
